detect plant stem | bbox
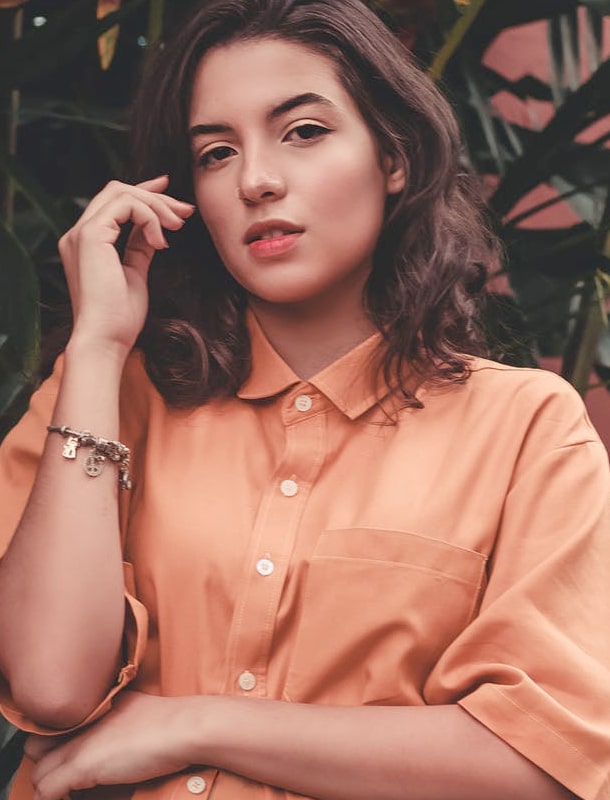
[2,6,22,231]
[428,0,487,82]
[147,0,164,45]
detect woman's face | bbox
[189,38,405,313]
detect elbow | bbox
[9,673,102,729]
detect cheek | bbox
[194,186,234,252]
[315,145,386,210]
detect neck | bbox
[249,296,377,380]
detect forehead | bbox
[189,38,353,123]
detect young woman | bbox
[0,1,608,799]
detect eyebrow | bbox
[189,92,334,139]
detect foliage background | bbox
[0,0,609,794]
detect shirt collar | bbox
[237,310,392,420]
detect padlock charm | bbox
[62,436,79,460]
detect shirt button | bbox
[238,670,257,691]
[280,479,299,497]
[294,394,313,412]
[256,558,275,576]
[186,776,207,795]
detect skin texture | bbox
[0,177,194,727]
[2,40,577,800]
[189,39,405,377]
[26,692,577,800]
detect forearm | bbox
[0,339,128,726]
[187,697,576,800]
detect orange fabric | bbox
[1,313,609,800]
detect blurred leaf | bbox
[0,726,26,796]
[485,293,539,366]
[579,0,610,11]
[0,0,148,92]
[19,97,128,132]
[491,57,610,217]
[561,283,607,392]
[0,220,40,374]
[504,223,602,278]
[479,65,553,102]
[0,150,70,236]
[506,176,610,227]
[459,0,578,58]
[584,7,604,72]
[97,0,122,71]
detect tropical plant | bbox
[420,0,610,390]
[0,0,609,793]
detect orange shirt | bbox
[1,314,610,800]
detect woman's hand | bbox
[59,175,195,358]
[26,691,197,800]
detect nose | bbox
[237,149,286,205]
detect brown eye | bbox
[197,145,236,167]
[287,124,331,142]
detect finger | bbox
[81,192,192,244]
[34,758,94,800]
[77,180,194,227]
[24,735,65,763]
[79,195,179,251]
[123,225,156,278]
[32,736,79,785]
[135,175,170,191]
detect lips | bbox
[244,220,304,245]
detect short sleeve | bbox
[0,355,148,735]
[425,377,610,800]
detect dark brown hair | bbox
[130,0,494,407]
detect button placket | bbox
[221,405,327,698]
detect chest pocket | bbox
[284,527,487,706]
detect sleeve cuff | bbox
[459,684,610,800]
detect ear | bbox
[383,153,406,196]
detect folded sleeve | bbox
[425,377,610,800]
[0,356,149,735]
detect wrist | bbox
[65,333,131,372]
[172,695,217,766]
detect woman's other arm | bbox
[27,692,578,800]
[0,177,194,728]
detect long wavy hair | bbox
[130,0,495,407]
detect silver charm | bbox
[84,454,104,477]
[62,436,79,459]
